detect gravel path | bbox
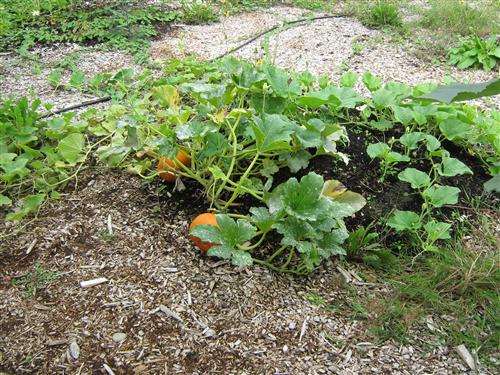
[1,4,498,374]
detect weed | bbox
[12,262,62,298]
[290,0,333,12]
[180,0,219,24]
[369,298,420,343]
[0,1,178,63]
[418,0,499,38]
[448,34,499,71]
[350,0,402,29]
[305,292,338,312]
[390,214,499,357]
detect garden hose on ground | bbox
[38,13,348,119]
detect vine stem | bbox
[223,151,260,209]
[266,244,288,262]
[47,131,114,188]
[212,117,241,204]
[237,233,267,251]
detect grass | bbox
[382,212,499,359]
[12,262,63,298]
[403,0,500,61]
[347,0,403,29]
[303,209,499,362]
[418,0,500,38]
[181,0,219,24]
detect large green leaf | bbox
[484,174,500,193]
[266,172,325,220]
[0,194,12,206]
[423,185,460,207]
[251,114,296,152]
[417,78,500,104]
[398,168,431,189]
[58,133,85,163]
[438,119,473,141]
[387,210,422,231]
[424,220,451,241]
[438,157,472,177]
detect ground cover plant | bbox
[0,0,178,62]
[2,58,499,274]
[448,34,500,71]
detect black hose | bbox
[39,14,348,119]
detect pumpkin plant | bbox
[191,172,366,274]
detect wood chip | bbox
[299,316,308,343]
[80,277,108,288]
[103,364,115,375]
[69,341,80,360]
[349,269,363,282]
[33,303,51,311]
[47,339,67,347]
[159,305,183,322]
[336,266,352,283]
[107,214,113,236]
[455,344,477,371]
[26,239,37,255]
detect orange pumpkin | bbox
[189,213,219,252]
[157,149,191,182]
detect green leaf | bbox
[385,152,410,163]
[398,168,431,189]
[399,132,424,150]
[202,132,229,157]
[58,133,85,163]
[387,210,422,231]
[484,174,500,193]
[6,194,46,221]
[0,194,12,206]
[48,70,63,87]
[417,78,500,104]
[251,114,295,152]
[69,70,86,87]
[231,251,253,267]
[267,172,325,220]
[372,89,397,109]
[438,119,472,140]
[215,215,257,247]
[282,150,312,173]
[249,207,277,232]
[297,86,361,109]
[208,165,226,180]
[191,224,223,244]
[369,119,393,130]
[424,134,441,151]
[438,157,472,177]
[366,143,389,158]
[264,64,289,97]
[340,71,358,87]
[260,158,279,178]
[152,85,179,107]
[423,185,460,207]
[393,106,413,125]
[424,220,451,241]
[362,72,382,92]
[207,245,232,259]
